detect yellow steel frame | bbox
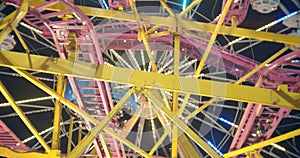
[0,0,299,157]
[0,50,299,109]
[28,1,300,45]
[0,81,51,153]
[223,128,300,157]
[51,75,64,150]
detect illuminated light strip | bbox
[102,0,109,10]
[291,59,300,63]
[0,108,54,119]
[183,0,187,10]
[20,22,43,34]
[0,96,55,107]
[219,117,239,128]
[0,71,55,82]
[22,120,80,144]
[227,10,299,47]
[149,106,157,140]
[271,143,286,151]
[207,141,223,155]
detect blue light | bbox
[102,0,109,10]
[219,117,232,126]
[276,11,298,23]
[207,141,223,155]
[183,0,187,10]
[291,59,300,63]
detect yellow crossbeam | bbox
[223,128,300,157]
[185,46,289,121]
[0,81,51,153]
[1,51,299,109]
[51,75,64,150]
[0,0,28,43]
[159,0,175,16]
[144,89,220,158]
[27,1,300,45]
[195,0,233,75]
[121,106,143,137]
[12,68,151,158]
[172,33,180,158]
[179,0,203,17]
[0,146,48,158]
[68,88,134,157]
[67,116,74,154]
[129,0,158,72]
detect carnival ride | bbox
[0,0,300,157]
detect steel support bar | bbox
[13,28,32,68]
[51,75,64,150]
[0,11,17,30]
[0,146,48,158]
[182,0,234,124]
[144,89,220,158]
[159,0,175,16]
[27,1,300,45]
[0,81,51,153]
[2,51,300,109]
[68,88,134,158]
[67,116,74,154]
[195,0,233,75]
[178,134,203,158]
[179,0,203,17]
[184,46,289,121]
[121,106,143,137]
[99,133,111,158]
[12,68,151,157]
[235,47,289,84]
[171,33,180,158]
[129,0,158,72]
[223,128,300,157]
[0,0,28,44]
[155,108,202,158]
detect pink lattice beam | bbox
[230,50,300,153]
[0,120,29,151]
[213,0,250,26]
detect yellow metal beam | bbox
[78,121,82,143]
[129,0,158,72]
[178,134,203,158]
[121,106,143,137]
[0,0,28,44]
[51,75,64,150]
[172,33,180,158]
[195,0,234,75]
[159,0,175,16]
[155,108,202,158]
[235,47,289,84]
[12,68,151,158]
[67,116,74,154]
[68,88,134,158]
[185,46,289,121]
[13,28,32,68]
[0,81,51,153]
[2,51,300,109]
[179,0,203,17]
[0,11,17,30]
[99,133,112,158]
[27,1,300,45]
[144,89,220,158]
[223,128,300,157]
[0,146,48,158]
